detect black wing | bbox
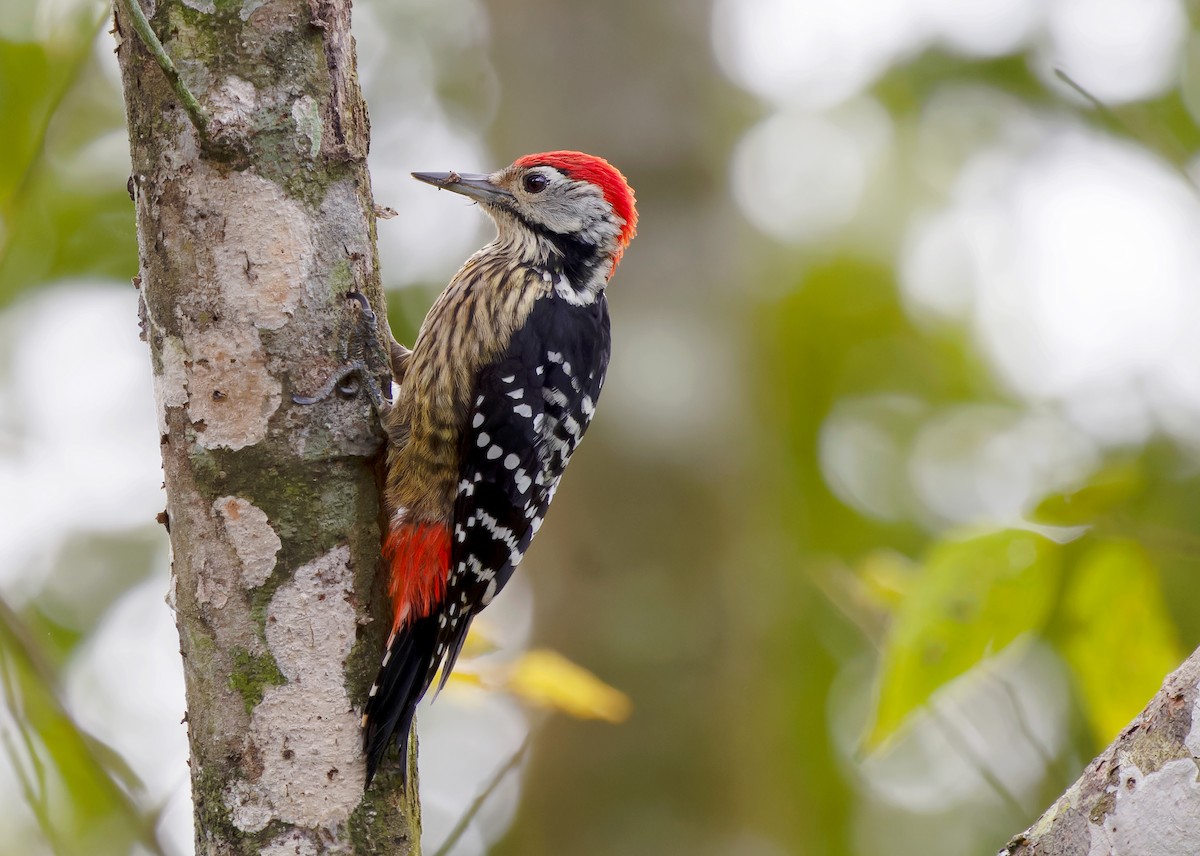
[426,292,611,689]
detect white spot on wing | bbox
[478,510,524,566]
[503,453,520,470]
[477,432,490,447]
[514,403,533,418]
[473,412,484,428]
[487,445,503,460]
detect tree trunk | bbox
[1001,645,1200,856]
[112,0,419,851]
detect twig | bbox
[1053,67,1197,194]
[927,702,1027,819]
[115,0,209,135]
[431,729,535,856]
[1052,68,1112,117]
[989,671,1065,784]
[0,654,54,844]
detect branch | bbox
[1000,645,1200,854]
[113,0,208,135]
[113,0,417,849]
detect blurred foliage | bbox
[0,600,165,856]
[498,649,633,724]
[7,1,1200,856]
[1030,461,1144,527]
[0,4,134,307]
[868,530,1062,749]
[1060,541,1181,744]
[446,631,634,722]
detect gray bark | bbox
[1001,646,1200,856]
[112,0,419,851]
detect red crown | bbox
[514,151,638,266]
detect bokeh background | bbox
[4,0,1200,853]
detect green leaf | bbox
[1060,540,1182,745]
[866,529,1061,748]
[0,597,166,856]
[0,40,55,207]
[1030,462,1142,527]
[0,19,135,305]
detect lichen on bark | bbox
[1001,646,1200,856]
[113,0,419,849]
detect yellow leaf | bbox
[444,669,483,688]
[503,649,632,723]
[1061,541,1182,745]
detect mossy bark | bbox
[112,0,419,851]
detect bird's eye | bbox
[522,173,549,194]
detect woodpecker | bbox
[360,151,638,784]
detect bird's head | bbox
[412,151,638,282]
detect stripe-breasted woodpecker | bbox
[359,151,638,784]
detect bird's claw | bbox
[346,289,377,327]
[292,360,384,409]
[292,291,392,410]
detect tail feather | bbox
[430,614,472,698]
[362,613,440,786]
[363,519,452,786]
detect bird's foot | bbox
[292,291,394,412]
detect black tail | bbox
[362,613,440,787]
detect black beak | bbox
[411,171,512,205]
